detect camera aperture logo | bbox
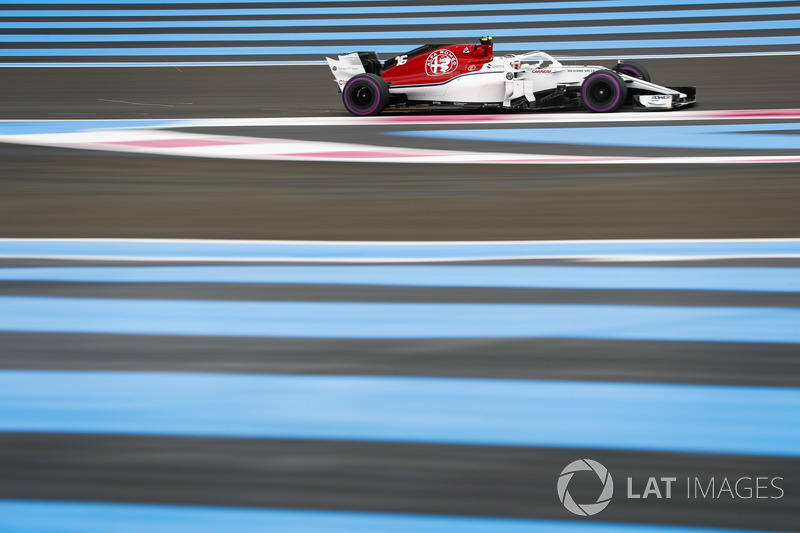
[557,459,614,516]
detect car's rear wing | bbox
[326,52,382,91]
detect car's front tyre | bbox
[581,70,627,113]
[342,74,390,116]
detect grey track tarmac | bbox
[1,56,799,530]
[2,56,800,241]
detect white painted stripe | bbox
[4,109,796,130]
[2,119,799,165]
[2,110,798,165]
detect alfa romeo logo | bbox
[557,459,614,516]
[425,49,458,76]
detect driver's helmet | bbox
[477,36,493,56]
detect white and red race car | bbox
[327,37,695,116]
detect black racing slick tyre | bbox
[614,61,651,82]
[342,73,390,116]
[581,70,628,113]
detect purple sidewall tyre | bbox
[343,74,389,116]
[581,71,627,113]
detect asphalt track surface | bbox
[1,57,800,531]
[2,57,800,240]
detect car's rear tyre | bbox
[343,73,390,116]
[581,70,627,113]
[614,61,651,82]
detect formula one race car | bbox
[327,37,695,116]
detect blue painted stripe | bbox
[391,124,800,151]
[2,7,800,30]
[3,0,798,18]
[1,371,799,456]
[2,0,796,6]
[1,297,800,343]
[3,7,799,29]
[0,500,786,533]
[4,37,800,57]
[0,0,398,3]
[4,20,800,43]
[0,120,177,135]
[2,239,799,261]
[2,265,799,293]
[11,55,797,68]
